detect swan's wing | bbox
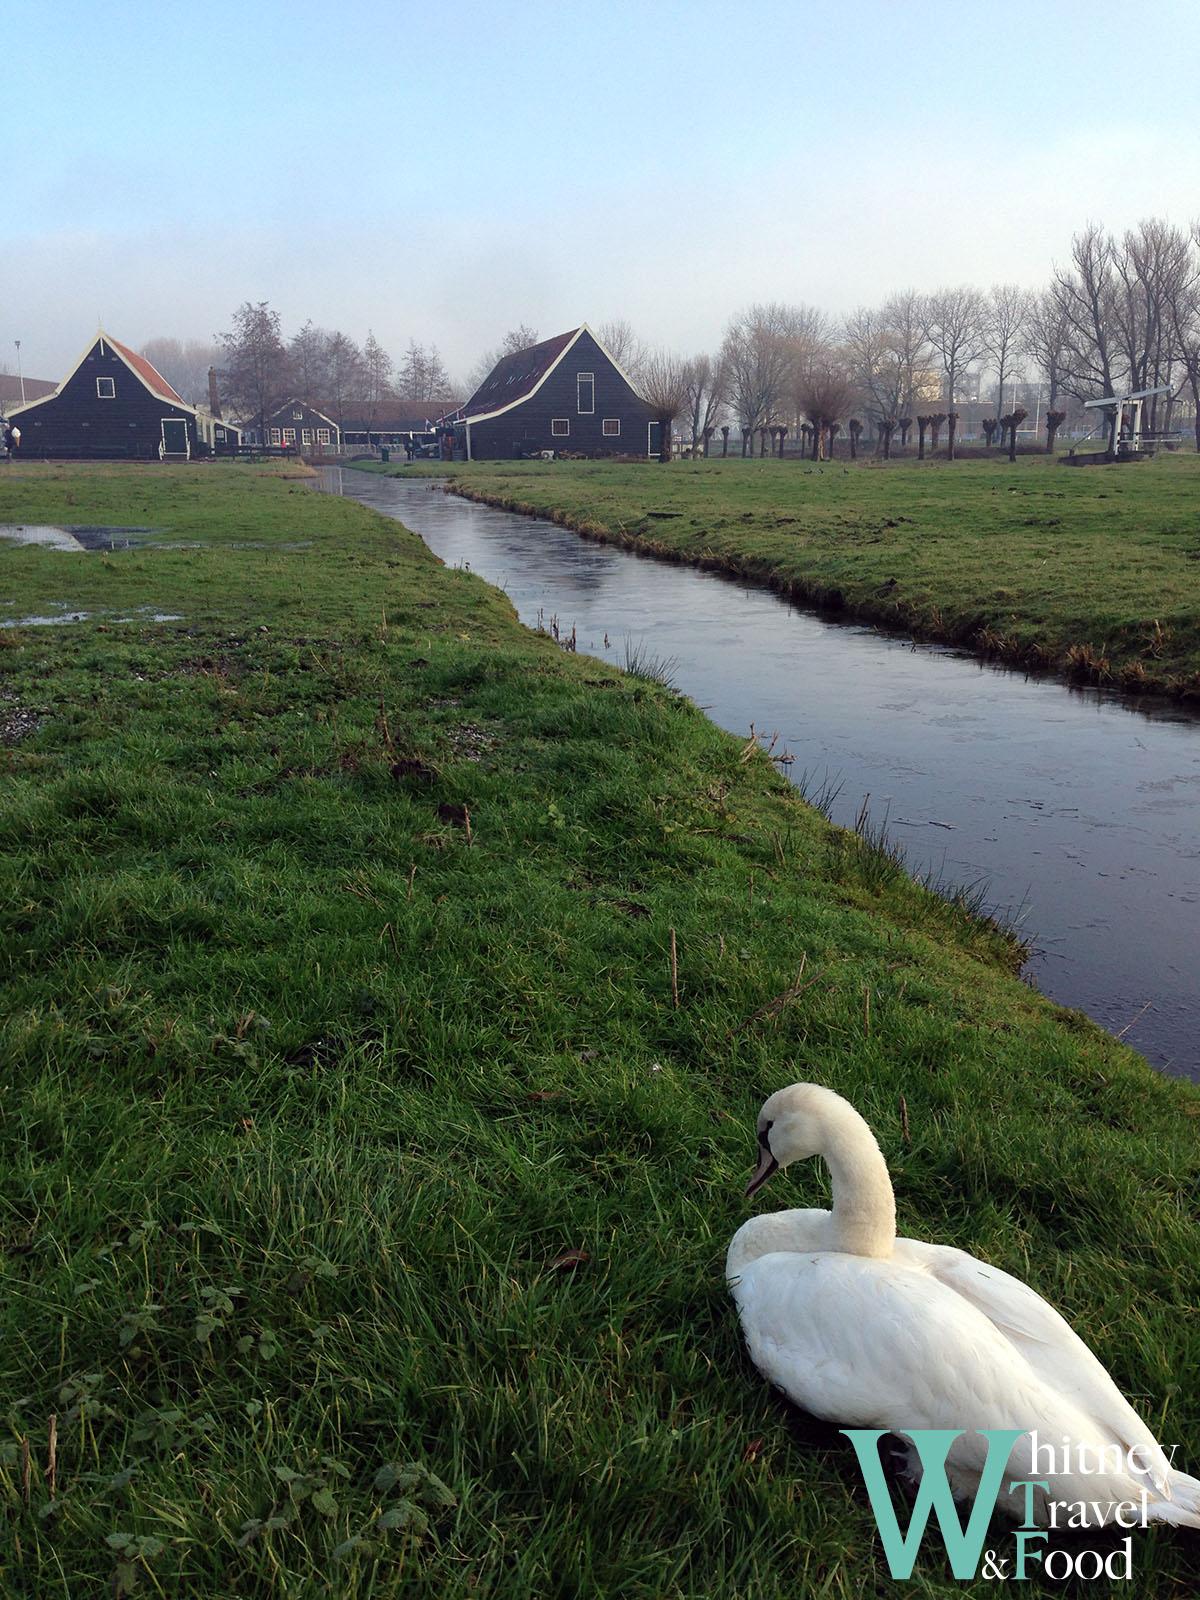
[730,1251,1051,1434]
[892,1239,1172,1493]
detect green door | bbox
[161,419,188,456]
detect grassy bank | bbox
[400,452,1200,698]
[2,463,1198,1598]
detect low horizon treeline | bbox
[139,217,1200,449]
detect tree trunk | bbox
[947,412,958,461]
[721,426,730,457]
[917,416,929,459]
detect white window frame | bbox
[282,428,296,445]
[602,418,620,437]
[96,377,116,398]
[551,418,570,437]
[270,428,282,445]
[302,428,313,445]
[317,428,331,445]
[292,408,304,421]
[577,372,595,414]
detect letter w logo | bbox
[841,1428,1023,1580]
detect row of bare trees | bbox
[632,218,1200,457]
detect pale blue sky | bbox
[4,0,1199,387]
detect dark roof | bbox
[6,333,192,417]
[462,328,581,421]
[0,374,56,410]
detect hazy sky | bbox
[5,0,1199,388]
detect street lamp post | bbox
[14,341,25,406]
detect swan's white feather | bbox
[727,1083,1200,1527]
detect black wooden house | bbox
[455,326,655,460]
[7,333,200,459]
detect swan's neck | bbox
[823,1127,896,1259]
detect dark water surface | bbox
[321,468,1200,1079]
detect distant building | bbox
[454,326,655,460]
[258,399,341,456]
[5,333,200,459]
[0,373,56,412]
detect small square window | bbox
[97,377,115,398]
[551,419,570,436]
[602,418,620,436]
[293,409,304,421]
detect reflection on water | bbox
[321,467,1200,1079]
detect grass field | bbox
[2,462,1199,1597]
[408,451,1200,698]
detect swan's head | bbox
[744,1082,857,1197]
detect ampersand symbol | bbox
[980,1549,1009,1579]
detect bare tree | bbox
[323,332,364,428]
[800,365,853,460]
[218,301,289,437]
[1048,223,1120,405]
[923,286,987,425]
[140,337,222,406]
[1169,231,1200,451]
[680,353,726,452]
[720,303,808,437]
[638,349,691,461]
[1113,219,1192,430]
[1024,288,1073,408]
[596,319,647,380]
[982,284,1033,429]
[398,341,453,406]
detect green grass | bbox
[400,451,1200,697]
[2,463,1199,1598]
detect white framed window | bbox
[302,428,313,445]
[96,377,115,398]
[282,428,296,444]
[292,408,304,421]
[551,419,570,436]
[317,428,331,445]
[602,418,620,437]
[270,428,282,444]
[577,372,594,413]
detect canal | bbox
[320,467,1200,1080]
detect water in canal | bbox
[320,468,1200,1080]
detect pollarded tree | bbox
[800,366,853,461]
[218,301,289,440]
[638,349,691,461]
[1045,410,1067,453]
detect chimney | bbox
[208,366,222,420]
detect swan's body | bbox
[727,1083,1200,1528]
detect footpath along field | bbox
[1,463,1198,1598]
[423,451,1200,698]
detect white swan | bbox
[726,1082,1200,1528]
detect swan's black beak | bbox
[745,1127,778,1197]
